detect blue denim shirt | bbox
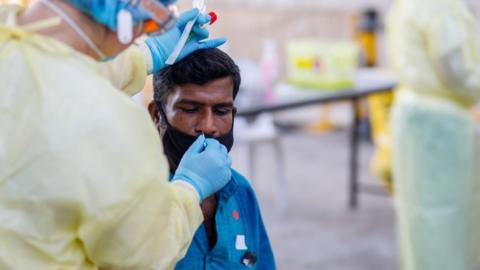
[170,169,276,270]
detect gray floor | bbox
[230,129,398,270]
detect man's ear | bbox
[147,101,160,125]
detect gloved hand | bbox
[144,8,227,73]
[172,135,232,201]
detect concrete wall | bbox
[177,0,480,62]
[183,0,392,11]
[208,7,357,61]
[175,1,393,68]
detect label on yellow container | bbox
[286,39,359,90]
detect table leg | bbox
[349,98,361,210]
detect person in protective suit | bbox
[0,0,231,269]
[387,0,480,269]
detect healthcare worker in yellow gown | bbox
[387,0,480,269]
[0,0,231,269]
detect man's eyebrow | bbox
[213,102,235,107]
[174,99,205,106]
[174,99,234,107]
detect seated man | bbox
[148,48,276,269]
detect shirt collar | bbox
[217,176,239,202]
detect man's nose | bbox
[195,111,219,137]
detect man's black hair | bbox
[153,48,241,107]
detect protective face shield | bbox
[67,0,179,43]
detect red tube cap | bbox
[208,11,217,25]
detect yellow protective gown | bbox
[0,5,203,270]
[387,0,480,269]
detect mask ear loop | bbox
[155,101,171,129]
[40,0,107,60]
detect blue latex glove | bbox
[145,8,227,73]
[67,0,174,31]
[173,135,232,201]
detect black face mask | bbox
[158,104,234,173]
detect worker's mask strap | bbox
[39,0,107,60]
